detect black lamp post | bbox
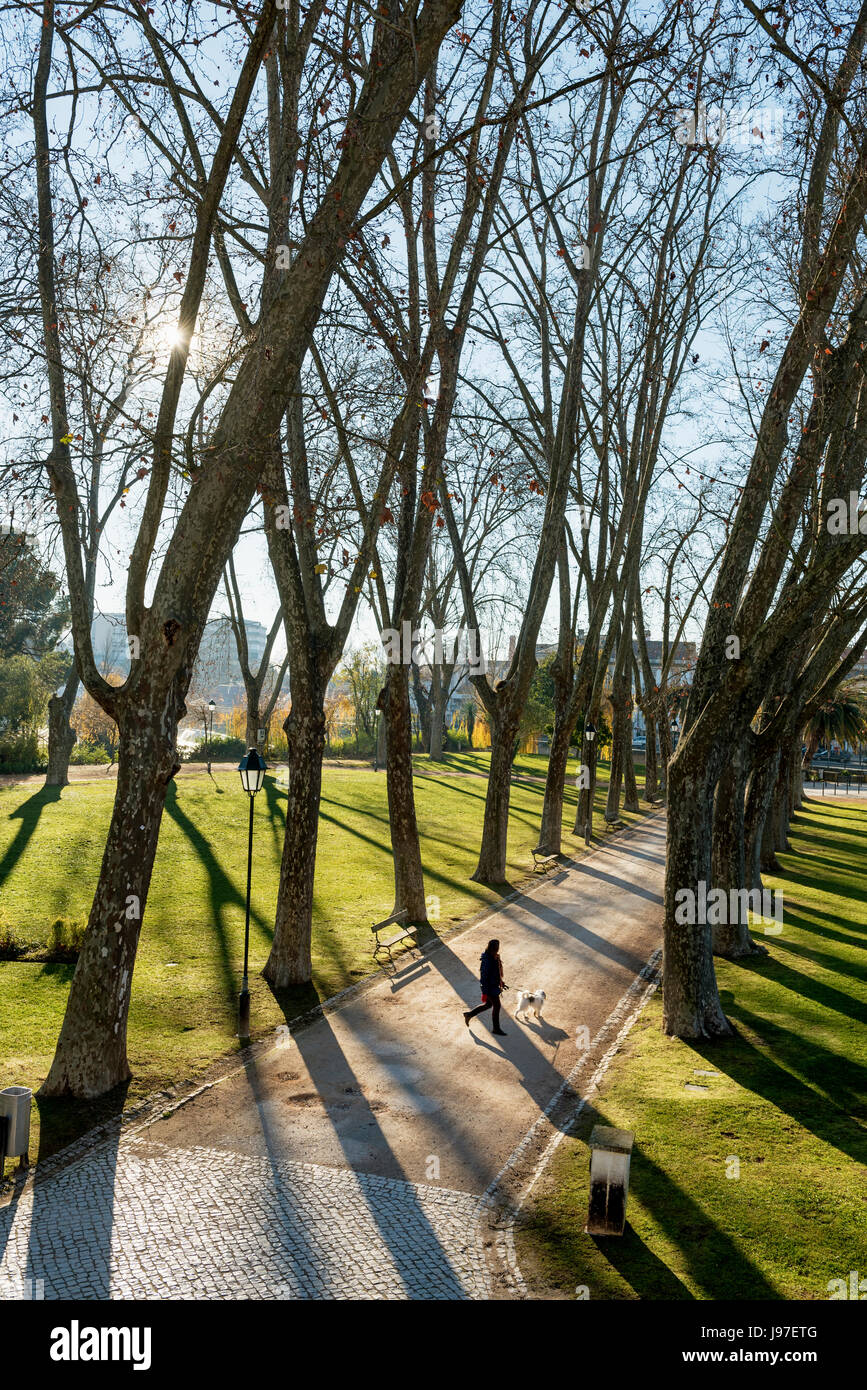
[237,747,267,1045]
[206,699,216,774]
[583,721,597,845]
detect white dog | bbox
[515,988,547,1022]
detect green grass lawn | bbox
[515,797,867,1300]
[0,753,648,1157]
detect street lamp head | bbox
[208,699,216,713]
[238,747,268,795]
[585,722,597,742]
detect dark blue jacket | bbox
[480,950,501,997]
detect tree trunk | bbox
[790,742,803,811]
[623,737,640,812]
[471,702,518,883]
[574,729,598,835]
[45,672,79,787]
[771,750,792,854]
[711,742,766,958]
[263,697,326,989]
[644,714,658,802]
[605,717,625,822]
[385,664,428,920]
[760,795,780,873]
[745,747,780,891]
[244,703,261,752]
[536,711,572,855]
[375,707,387,767]
[38,700,181,1096]
[658,717,672,800]
[411,662,432,752]
[429,678,447,761]
[662,749,733,1039]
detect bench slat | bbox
[379,930,414,949]
[371,908,409,934]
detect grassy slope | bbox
[0,754,646,1153]
[515,798,867,1300]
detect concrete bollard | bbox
[585,1124,634,1236]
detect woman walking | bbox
[464,938,508,1036]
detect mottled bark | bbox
[662,748,732,1038]
[536,712,571,854]
[644,714,658,802]
[745,747,780,891]
[658,717,672,800]
[471,703,519,882]
[244,703,261,752]
[790,741,804,811]
[39,697,182,1095]
[623,734,640,812]
[605,720,624,822]
[428,676,447,762]
[574,729,598,836]
[411,661,432,751]
[384,663,428,919]
[771,748,792,854]
[45,672,79,787]
[711,742,766,958]
[264,698,326,989]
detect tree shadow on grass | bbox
[262,773,287,857]
[546,1103,780,1300]
[732,953,867,1028]
[0,786,62,888]
[779,906,867,950]
[164,783,272,1011]
[318,794,522,902]
[694,999,867,1155]
[769,931,867,985]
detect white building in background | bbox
[196,617,269,683]
[63,611,272,689]
[89,611,130,676]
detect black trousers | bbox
[467,994,501,1028]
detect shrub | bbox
[0,922,25,960]
[0,732,45,773]
[181,735,246,763]
[70,742,111,766]
[45,917,87,961]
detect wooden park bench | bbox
[371,908,419,966]
[532,848,559,874]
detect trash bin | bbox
[0,1086,32,1157]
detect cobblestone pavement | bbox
[0,1139,489,1300]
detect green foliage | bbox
[802,683,867,760]
[181,735,246,762]
[0,650,70,738]
[0,530,69,658]
[466,702,476,744]
[518,652,557,743]
[45,917,87,961]
[0,920,25,960]
[0,731,45,772]
[337,643,385,743]
[69,742,111,765]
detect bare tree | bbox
[26,0,463,1097]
